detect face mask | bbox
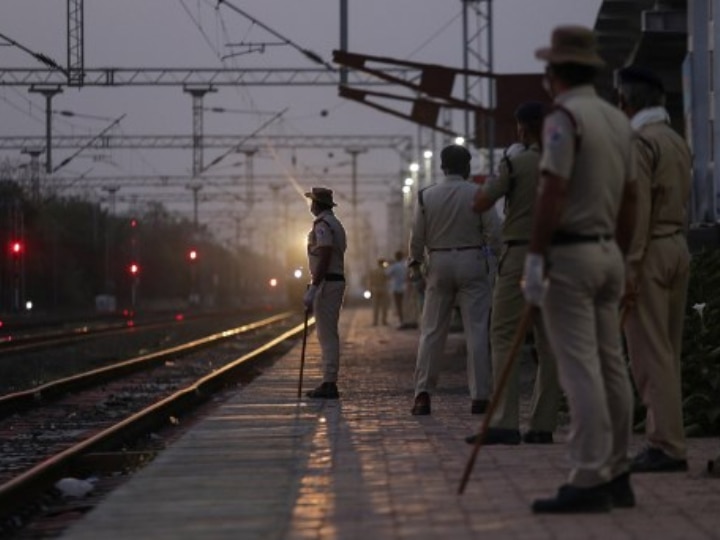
[542,76,553,98]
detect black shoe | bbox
[411,392,431,415]
[631,447,688,473]
[532,484,612,514]
[305,382,339,399]
[522,430,554,444]
[605,472,635,508]
[471,399,489,414]
[465,427,521,445]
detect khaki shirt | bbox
[409,174,501,264]
[627,120,692,266]
[483,143,541,243]
[540,85,635,236]
[307,210,347,277]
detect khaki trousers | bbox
[624,234,690,459]
[490,244,560,432]
[313,281,346,383]
[542,241,633,487]
[371,291,389,325]
[414,249,492,400]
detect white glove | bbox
[303,284,318,311]
[521,253,548,306]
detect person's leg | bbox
[528,314,561,434]
[414,255,454,397]
[456,250,492,401]
[543,246,612,488]
[314,282,345,383]
[595,244,633,479]
[625,240,687,460]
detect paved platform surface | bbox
[61,306,720,539]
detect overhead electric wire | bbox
[202,108,287,172]
[215,0,335,71]
[53,114,126,173]
[405,12,462,60]
[177,0,223,60]
[0,30,69,76]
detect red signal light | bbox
[188,249,198,261]
[129,262,140,275]
[130,218,138,228]
[9,241,22,255]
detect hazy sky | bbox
[1,0,601,253]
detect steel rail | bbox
[0,312,293,419]
[0,315,314,522]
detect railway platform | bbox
[59,306,720,539]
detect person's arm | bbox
[528,109,575,255]
[528,171,567,255]
[473,159,509,212]
[311,246,332,285]
[616,178,638,257]
[481,204,503,255]
[624,136,652,264]
[408,192,426,266]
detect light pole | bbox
[345,147,367,292]
[28,85,63,174]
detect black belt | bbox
[429,246,483,252]
[551,232,613,245]
[324,273,345,282]
[505,240,529,247]
[651,230,682,239]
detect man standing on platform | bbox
[466,101,560,446]
[617,66,692,473]
[303,187,347,399]
[409,144,500,416]
[523,26,638,513]
[386,250,407,328]
[368,258,390,326]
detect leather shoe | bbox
[522,430,554,444]
[465,427,521,445]
[532,484,611,514]
[411,392,431,415]
[605,472,635,508]
[305,382,339,399]
[471,399,488,414]
[631,447,688,473]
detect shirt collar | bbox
[443,174,467,182]
[556,84,597,105]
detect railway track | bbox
[0,310,313,531]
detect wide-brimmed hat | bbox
[304,186,337,207]
[535,25,605,67]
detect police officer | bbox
[409,144,501,416]
[303,187,347,399]
[523,26,638,513]
[466,101,560,446]
[368,258,390,326]
[617,66,692,473]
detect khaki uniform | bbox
[540,85,635,487]
[368,265,389,325]
[409,174,501,400]
[483,144,560,432]
[307,210,347,383]
[623,118,692,460]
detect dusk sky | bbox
[1,0,601,255]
